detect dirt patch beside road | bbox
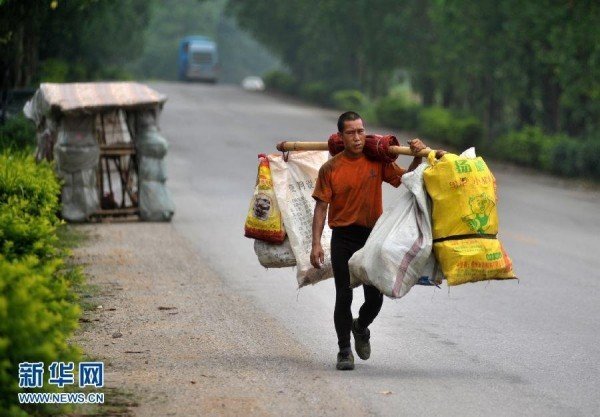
[73,223,366,417]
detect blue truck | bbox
[178,36,219,83]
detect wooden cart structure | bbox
[24,82,174,222]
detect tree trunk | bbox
[541,70,561,133]
[564,95,588,136]
[518,100,534,127]
[518,43,536,127]
[483,74,503,141]
[418,75,435,106]
[24,29,38,87]
[1,64,9,124]
[13,22,25,87]
[442,84,454,108]
[488,94,503,141]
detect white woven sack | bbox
[269,151,333,287]
[349,163,441,298]
[254,237,297,268]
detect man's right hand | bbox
[310,243,325,269]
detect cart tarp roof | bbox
[24,82,167,123]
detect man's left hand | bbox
[408,138,427,155]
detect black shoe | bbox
[336,350,355,370]
[352,319,371,360]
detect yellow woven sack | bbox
[244,154,286,244]
[424,151,515,286]
[424,151,498,239]
[433,239,515,286]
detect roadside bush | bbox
[0,153,60,220]
[579,137,600,179]
[0,197,60,262]
[358,101,379,126]
[331,89,367,110]
[450,116,484,149]
[547,135,600,179]
[0,151,82,416]
[299,82,333,106]
[0,256,81,417]
[39,58,70,83]
[547,137,581,177]
[418,107,483,149]
[39,59,133,83]
[375,95,420,131]
[418,107,453,142]
[91,65,134,81]
[0,116,36,151]
[492,127,600,179]
[495,126,563,169]
[0,152,61,261]
[263,70,298,95]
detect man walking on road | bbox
[310,111,427,370]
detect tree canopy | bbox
[0,0,152,87]
[228,0,599,137]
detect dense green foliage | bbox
[0,0,153,86]
[0,0,278,86]
[299,82,334,107]
[228,0,599,140]
[0,153,61,259]
[417,107,483,150]
[0,152,82,416]
[264,70,299,95]
[0,115,36,151]
[230,0,599,180]
[375,95,420,131]
[332,90,367,111]
[493,128,600,179]
[228,0,402,96]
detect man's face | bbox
[341,119,366,156]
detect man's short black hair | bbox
[337,111,362,133]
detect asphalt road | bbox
[154,81,600,417]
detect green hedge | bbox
[299,82,334,106]
[40,58,134,83]
[375,95,420,131]
[264,71,339,107]
[263,70,298,95]
[331,89,367,110]
[493,126,559,168]
[373,98,483,146]
[0,153,61,260]
[579,138,600,179]
[0,116,36,151]
[495,127,600,179]
[0,152,82,416]
[417,107,483,149]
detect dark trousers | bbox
[331,225,384,350]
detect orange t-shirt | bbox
[312,153,405,228]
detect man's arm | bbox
[406,138,426,172]
[310,199,328,269]
[406,156,423,173]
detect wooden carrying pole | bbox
[276,141,435,158]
